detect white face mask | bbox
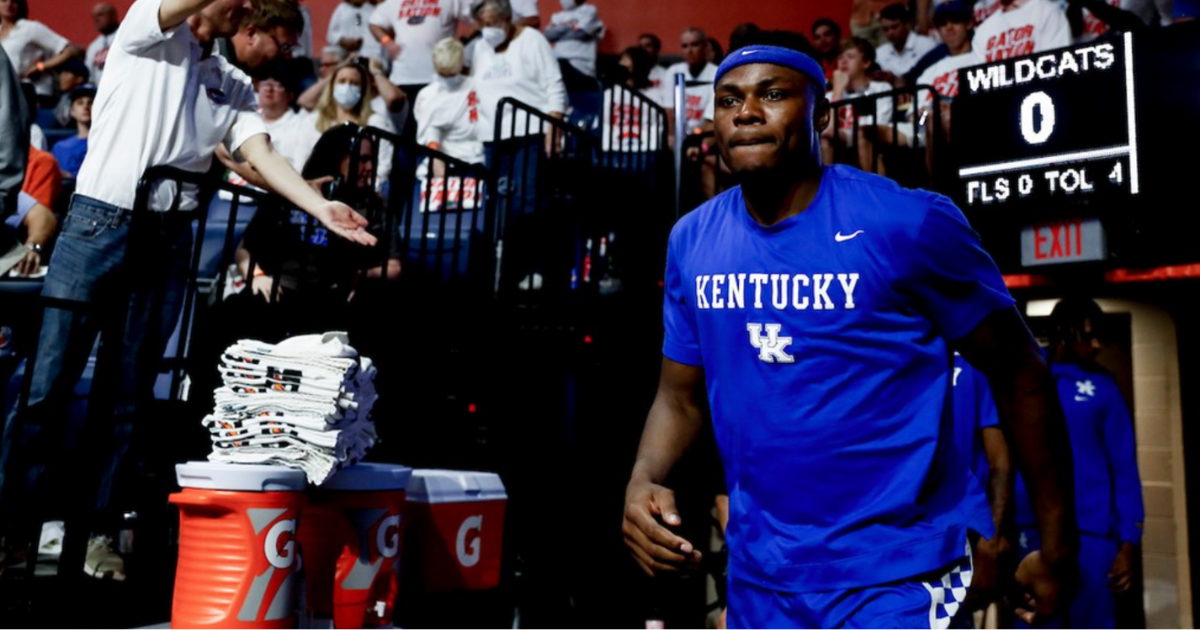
[437,74,467,90]
[481,26,507,49]
[333,83,362,110]
[559,0,578,10]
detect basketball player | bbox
[622,39,1076,627]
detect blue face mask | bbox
[333,83,362,110]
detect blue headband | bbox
[714,45,827,92]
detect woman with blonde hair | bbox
[298,57,400,188]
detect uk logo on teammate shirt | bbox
[1075,379,1096,402]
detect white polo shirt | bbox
[0,20,71,96]
[369,0,471,86]
[876,32,938,77]
[76,0,266,211]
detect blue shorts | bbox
[728,553,975,629]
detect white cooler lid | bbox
[321,463,414,491]
[407,469,507,504]
[176,462,307,492]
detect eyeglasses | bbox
[265,31,296,57]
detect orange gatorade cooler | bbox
[169,462,307,629]
[298,463,413,629]
[404,470,507,592]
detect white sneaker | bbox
[38,520,65,556]
[517,273,544,291]
[84,535,126,581]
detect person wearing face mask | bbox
[414,38,483,171]
[470,0,566,291]
[296,58,398,189]
[544,0,605,79]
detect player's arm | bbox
[623,357,707,576]
[237,134,376,246]
[958,306,1077,622]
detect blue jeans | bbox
[0,194,192,538]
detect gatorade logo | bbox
[456,515,483,568]
[265,519,298,569]
[377,514,401,559]
[239,508,299,623]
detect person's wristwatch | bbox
[24,242,43,255]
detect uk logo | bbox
[747,323,794,364]
[1075,379,1096,402]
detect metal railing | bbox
[825,85,947,190]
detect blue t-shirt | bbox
[51,135,88,179]
[952,352,1000,537]
[663,165,1014,592]
[1015,360,1144,543]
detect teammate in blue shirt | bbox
[1015,297,1144,629]
[621,34,1077,628]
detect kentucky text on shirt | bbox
[966,43,1116,94]
[694,273,861,311]
[397,0,443,19]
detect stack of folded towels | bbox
[202,332,378,484]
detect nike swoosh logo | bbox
[835,230,865,242]
[741,49,759,56]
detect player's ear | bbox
[812,92,832,133]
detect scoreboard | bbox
[956,34,1139,209]
[952,23,1200,271]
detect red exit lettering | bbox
[1034,219,1085,260]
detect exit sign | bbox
[1021,218,1107,266]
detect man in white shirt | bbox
[664,28,717,135]
[973,0,1070,61]
[326,0,384,63]
[369,0,472,140]
[877,3,939,81]
[369,0,471,94]
[0,0,375,581]
[227,0,303,72]
[86,3,121,86]
[545,0,604,78]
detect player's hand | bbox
[1109,542,1135,593]
[311,200,377,246]
[384,40,402,60]
[623,478,702,577]
[21,65,43,79]
[1012,550,1072,624]
[368,57,385,76]
[967,535,1015,610]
